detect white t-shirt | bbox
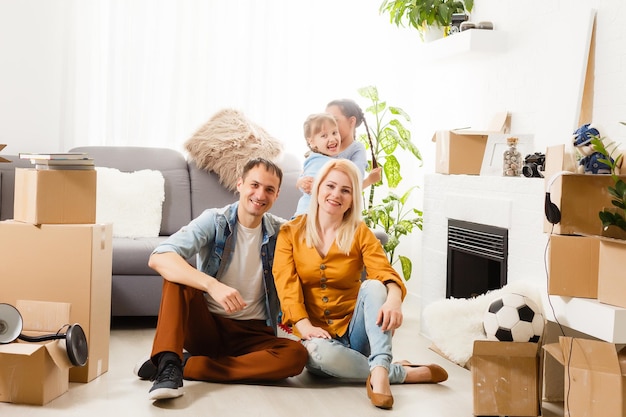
[205,222,267,320]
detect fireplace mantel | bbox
[420,174,548,335]
[420,173,626,343]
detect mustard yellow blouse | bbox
[272,215,407,338]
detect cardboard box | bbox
[0,221,112,382]
[0,300,73,405]
[543,172,626,236]
[597,238,626,309]
[472,340,541,416]
[0,144,9,163]
[432,112,510,175]
[548,234,599,298]
[13,167,96,224]
[544,337,626,417]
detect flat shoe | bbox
[396,360,448,383]
[366,374,393,409]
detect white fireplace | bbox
[420,174,548,337]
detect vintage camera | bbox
[522,152,546,178]
[449,13,469,35]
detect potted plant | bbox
[356,86,423,280]
[379,0,474,41]
[590,136,626,236]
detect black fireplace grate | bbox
[446,219,508,299]
[448,224,506,261]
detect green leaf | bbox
[399,255,412,281]
[388,106,411,122]
[383,155,402,188]
[357,86,379,102]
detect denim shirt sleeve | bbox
[152,208,228,278]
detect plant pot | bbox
[422,25,445,42]
[600,207,626,240]
[601,225,626,240]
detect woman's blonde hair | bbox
[304,159,363,254]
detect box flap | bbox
[44,339,73,369]
[619,348,626,375]
[559,337,621,374]
[0,342,43,356]
[543,342,565,365]
[486,111,511,132]
[0,144,8,163]
[16,300,71,333]
[473,340,540,357]
[432,112,511,142]
[13,300,74,369]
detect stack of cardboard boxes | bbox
[0,159,112,405]
[465,143,626,416]
[541,163,626,417]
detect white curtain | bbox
[60,0,413,157]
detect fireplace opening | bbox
[446,219,508,299]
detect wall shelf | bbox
[543,295,626,343]
[423,29,507,60]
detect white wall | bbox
[1,0,625,299]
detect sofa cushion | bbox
[112,236,197,275]
[70,146,192,236]
[184,108,283,191]
[96,167,165,238]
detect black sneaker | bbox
[135,352,190,381]
[133,357,157,380]
[148,355,183,400]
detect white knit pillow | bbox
[95,167,165,238]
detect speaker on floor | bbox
[0,303,88,367]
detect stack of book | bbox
[19,152,95,170]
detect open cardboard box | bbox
[432,112,510,175]
[0,144,9,163]
[543,144,626,237]
[0,300,74,405]
[0,221,112,383]
[472,340,542,416]
[543,336,626,417]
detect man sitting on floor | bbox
[135,157,308,401]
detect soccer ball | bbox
[483,293,544,342]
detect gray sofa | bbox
[0,146,302,317]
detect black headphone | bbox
[0,303,89,367]
[545,171,572,224]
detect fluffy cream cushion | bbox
[96,167,165,238]
[184,108,283,191]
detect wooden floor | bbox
[0,304,564,416]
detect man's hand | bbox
[207,280,247,314]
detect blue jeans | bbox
[302,280,407,384]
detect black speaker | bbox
[0,303,88,367]
[545,171,572,224]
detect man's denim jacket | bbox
[153,202,284,333]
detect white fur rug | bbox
[422,281,544,368]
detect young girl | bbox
[297,99,382,197]
[293,113,342,217]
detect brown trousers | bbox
[151,280,307,383]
